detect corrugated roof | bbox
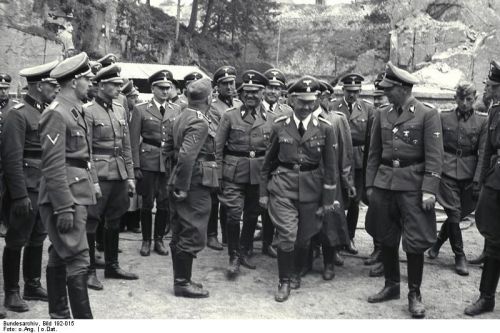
[117,62,211,81]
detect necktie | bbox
[298,121,305,137]
[269,103,275,112]
[250,109,256,119]
[397,107,403,116]
[348,103,353,114]
[160,105,165,117]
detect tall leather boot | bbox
[469,240,487,265]
[173,251,209,298]
[427,222,448,259]
[345,201,359,254]
[448,223,469,276]
[407,253,426,318]
[220,205,227,245]
[368,246,400,303]
[3,247,28,312]
[104,226,139,280]
[226,222,241,278]
[291,247,309,289]
[66,273,93,319]
[86,233,103,290]
[262,213,277,258]
[140,209,152,256]
[46,266,70,319]
[207,196,223,250]
[275,249,293,302]
[153,209,169,255]
[125,211,141,233]
[364,240,382,266]
[240,214,258,269]
[96,221,104,252]
[464,256,500,316]
[322,245,335,280]
[22,246,48,301]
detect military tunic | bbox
[1,95,47,248]
[0,98,18,145]
[209,96,242,128]
[129,99,180,209]
[38,94,97,273]
[167,108,219,256]
[476,102,500,259]
[366,96,443,253]
[437,108,487,223]
[260,114,337,252]
[85,97,134,230]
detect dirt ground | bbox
[1,207,498,319]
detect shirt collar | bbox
[293,113,311,130]
[95,96,113,110]
[312,106,323,118]
[456,107,473,121]
[153,98,167,110]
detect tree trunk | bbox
[201,0,214,35]
[187,0,199,34]
[175,0,181,42]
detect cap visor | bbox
[217,76,236,83]
[102,78,124,84]
[294,93,318,101]
[0,83,10,88]
[486,78,500,86]
[153,82,172,88]
[242,85,263,91]
[378,79,396,88]
[342,85,361,91]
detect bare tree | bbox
[175,0,181,41]
[187,0,199,34]
[201,0,215,35]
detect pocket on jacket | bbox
[222,159,238,182]
[200,161,219,188]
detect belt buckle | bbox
[293,164,300,171]
[249,151,255,158]
[87,161,92,170]
[392,159,400,168]
[456,148,463,157]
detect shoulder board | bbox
[334,111,344,116]
[83,102,93,108]
[226,106,238,112]
[492,102,500,107]
[12,103,24,110]
[135,101,147,108]
[362,99,373,105]
[441,108,453,112]
[47,101,59,111]
[274,115,288,123]
[475,111,488,117]
[112,101,123,106]
[377,103,390,109]
[330,98,337,102]
[318,117,331,126]
[423,102,436,109]
[211,98,218,103]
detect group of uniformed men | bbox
[0,50,500,319]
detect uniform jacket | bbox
[38,93,97,212]
[215,104,274,185]
[129,99,180,173]
[85,97,134,181]
[366,96,443,194]
[260,114,337,205]
[209,96,242,128]
[334,98,374,169]
[262,100,293,117]
[440,108,487,182]
[0,98,18,145]
[1,95,45,200]
[167,107,219,192]
[478,102,500,190]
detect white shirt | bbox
[293,113,311,131]
[153,98,167,112]
[262,99,275,112]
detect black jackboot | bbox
[140,209,152,256]
[46,266,70,319]
[262,213,277,258]
[427,222,448,259]
[240,214,258,269]
[368,246,400,303]
[464,257,500,316]
[364,241,382,266]
[86,233,103,290]
[448,223,469,276]
[322,245,335,280]
[126,210,141,233]
[469,240,487,265]
[291,247,309,289]
[3,247,29,312]
[22,246,48,301]
[104,226,139,280]
[226,223,241,278]
[275,249,293,302]
[407,253,426,318]
[153,209,169,255]
[67,274,93,319]
[173,252,209,298]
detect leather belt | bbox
[279,162,319,172]
[23,150,42,159]
[445,147,475,158]
[381,158,424,168]
[93,147,123,157]
[224,148,265,158]
[198,153,216,162]
[66,158,91,169]
[142,138,161,148]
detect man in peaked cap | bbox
[1,60,58,312]
[334,73,374,257]
[87,61,103,101]
[205,66,242,252]
[84,64,139,292]
[260,76,338,302]
[178,71,204,110]
[0,74,17,146]
[97,53,117,68]
[38,52,99,319]
[129,69,181,257]
[216,70,273,278]
[365,61,443,318]
[465,60,500,316]
[165,77,216,298]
